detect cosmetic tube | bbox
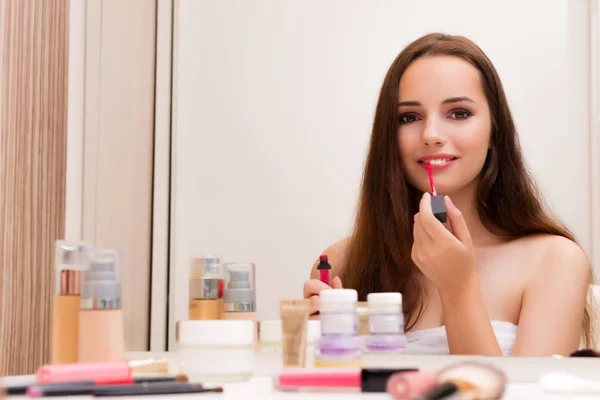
[36,359,169,384]
[275,367,418,393]
[51,241,87,364]
[221,263,258,348]
[357,301,369,335]
[317,254,332,286]
[188,255,224,320]
[364,292,405,353]
[78,248,125,362]
[314,289,362,367]
[280,300,310,367]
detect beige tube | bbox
[51,295,80,364]
[280,300,310,367]
[357,301,369,335]
[78,309,125,362]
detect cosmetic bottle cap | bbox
[189,255,224,300]
[54,240,88,295]
[80,248,121,309]
[223,263,256,312]
[176,320,254,346]
[361,368,419,393]
[319,289,357,312]
[367,292,402,313]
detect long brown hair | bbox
[341,33,595,347]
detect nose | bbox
[422,117,446,147]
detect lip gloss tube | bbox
[36,359,169,384]
[317,255,332,286]
[426,162,447,223]
[78,248,125,362]
[51,241,87,364]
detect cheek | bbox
[397,128,418,165]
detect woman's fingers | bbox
[332,276,343,289]
[309,294,320,315]
[303,278,332,298]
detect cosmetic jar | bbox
[364,292,405,353]
[314,289,362,367]
[176,320,254,383]
[221,262,258,349]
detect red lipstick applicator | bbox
[426,162,447,223]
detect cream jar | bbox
[176,320,254,383]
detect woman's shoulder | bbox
[511,233,590,277]
[309,237,352,279]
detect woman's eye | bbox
[449,109,472,120]
[398,114,420,124]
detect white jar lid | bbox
[259,320,281,343]
[367,292,402,313]
[320,289,357,312]
[368,292,402,304]
[177,320,254,346]
[306,320,321,344]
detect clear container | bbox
[188,255,224,320]
[364,292,405,353]
[314,289,362,367]
[176,320,254,383]
[222,263,256,312]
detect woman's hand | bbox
[411,192,477,296]
[303,276,343,315]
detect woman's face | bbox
[397,55,492,195]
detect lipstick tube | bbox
[35,359,168,384]
[188,255,224,320]
[78,248,125,362]
[221,262,258,349]
[51,241,87,364]
[317,255,332,286]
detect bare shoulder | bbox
[309,237,351,279]
[515,234,591,278]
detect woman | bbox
[303,33,595,356]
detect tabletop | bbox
[3,351,600,399]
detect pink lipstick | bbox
[426,162,447,223]
[317,254,332,286]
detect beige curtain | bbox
[0,0,69,375]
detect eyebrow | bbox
[396,96,476,107]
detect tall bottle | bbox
[221,263,258,349]
[51,240,87,364]
[78,248,125,362]
[189,255,225,320]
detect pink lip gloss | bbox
[426,162,447,223]
[317,254,332,286]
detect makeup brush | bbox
[23,375,188,397]
[426,162,447,223]
[388,362,506,400]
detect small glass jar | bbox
[314,289,362,367]
[364,292,405,353]
[176,320,254,383]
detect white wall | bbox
[170,0,593,348]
